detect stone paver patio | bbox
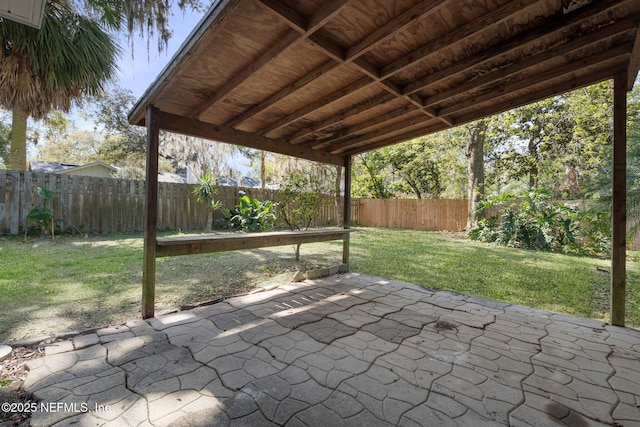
[22,273,640,426]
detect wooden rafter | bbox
[422,20,636,109]
[402,0,633,97]
[191,0,352,120]
[225,59,337,128]
[380,0,541,79]
[288,92,396,142]
[298,16,635,151]
[344,123,450,157]
[190,29,301,119]
[309,104,418,149]
[450,64,626,129]
[344,0,452,60]
[260,76,373,135]
[227,0,452,130]
[437,47,631,117]
[329,114,441,154]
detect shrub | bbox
[219,191,275,232]
[469,189,608,255]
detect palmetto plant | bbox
[193,173,222,231]
[25,186,58,240]
[0,0,120,170]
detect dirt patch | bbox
[0,345,44,426]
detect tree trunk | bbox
[528,138,539,188]
[205,209,213,231]
[260,151,266,189]
[466,121,486,230]
[9,106,28,171]
[294,243,301,261]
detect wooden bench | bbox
[156,228,352,258]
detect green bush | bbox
[469,189,609,255]
[219,191,276,232]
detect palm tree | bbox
[0,1,120,170]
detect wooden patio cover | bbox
[129,0,640,323]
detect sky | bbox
[116,6,207,99]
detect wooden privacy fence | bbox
[355,198,467,231]
[0,171,348,235]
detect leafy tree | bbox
[565,81,614,196]
[91,86,146,164]
[384,139,442,199]
[38,129,103,163]
[0,1,120,170]
[277,169,331,260]
[352,151,393,198]
[490,97,573,192]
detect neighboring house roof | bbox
[158,172,186,183]
[30,161,117,176]
[219,176,261,188]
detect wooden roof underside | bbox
[129,0,640,166]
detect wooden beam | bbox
[628,26,640,90]
[288,92,396,142]
[421,20,636,108]
[142,105,160,319]
[309,104,417,149]
[191,29,302,118]
[226,59,338,128]
[401,0,631,97]
[128,0,240,126]
[344,64,625,157]
[327,114,440,154]
[451,65,623,128]
[260,76,373,135]
[156,110,344,166]
[343,120,449,156]
[255,0,451,135]
[345,0,450,60]
[156,229,351,257]
[380,0,540,78]
[342,156,352,266]
[258,0,306,32]
[228,0,452,134]
[611,70,627,326]
[437,47,631,117]
[193,0,352,121]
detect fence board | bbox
[354,198,467,232]
[0,171,349,236]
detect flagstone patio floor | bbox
[22,273,640,426]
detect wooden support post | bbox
[142,106,160,319]
[611,71,627,326]
[343,155,352,266]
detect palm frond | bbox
[0,1,121,118]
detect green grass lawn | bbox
[350,228,640,327]
[0,227,638,342]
